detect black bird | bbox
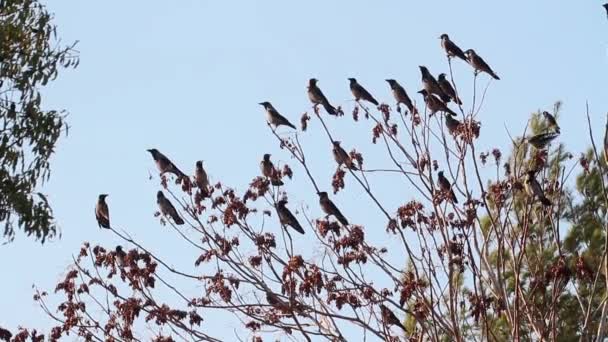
[157,190,185,225]
[385,79,418,115]
[542,111,560,134]
[465,49,500,80]
[332,141,358,170]
[379,304,406,332]
[318,191,348,226]
[308,78,337,115]
[95,194,110,229]
[419,66,450,103]
[195,161,209,194]
[147,149,186,180]
[437,73,462,105]
[259,101,296,129]
[276,199,305,234]
[418,89,457,117]
[440,33,467,61]
[444,113,461,135]
[349,78,379,106]
[525,171,551,206]
[261,154,283,186]
[438,171,458,203]
[527,132,559,149]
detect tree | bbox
[0,0,78,242]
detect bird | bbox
[276,199,305,234]
[259,101,296,129]
[419,66,450,103]
[444,113,461,134]
[464,49,500,80]
[308,78,337,115]
[525,171,551,206]
[147,149,186,180]
[604,3,608,18]
[604,114,608,165]
[385,79,417,115]
[440,33,467,61]
[418,90,457,117]
[332,141,358,170]
[95,194,110,229]
[318,191,348,226]
[195,161,209,194]
[438,171,458,203]
[542,111,560,134]
[526,132,559,149]
[349,78,379,106]
[157,190,185,225]
[437,73,462,105]
[379,304,406,332]
[260,154,284,186]
[266,291,290,310]
[115,245,126,266]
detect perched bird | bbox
[318,191,348,226]
[437,73,462,105]
[419,66,450,103]
[276,199,305,234]
[308,78,337,115]
[527,132,559,149]
[418,89,457,117]
[266,291,290,310]
[95,194,110,229]
[385,79,417,114]
[379,304,406,332]
[332,141,358,170]
[525,171,551,206]
[438,171,458,203]
[260,154,284,186]
[542,111,560,134]
[465,49,500,80]
[349,78,378,106]
[147,149,186,180]
[604,114,608,165]
[115,245,126,266]
[440,33,467,61]
[195,161,209,194]
[444,113,461,134]
[259,101,296,129]
[157,190,185,225]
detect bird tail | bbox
[370,98,379,106]
[271,178,284,186]
[336,213,349,226]
[491,72,500,80]
[447,108,458,117]
[286,122,297,130]
[323,101,337,115]
[450,190,458,204]
[292,222,305,234]
[455,96,463,105]
[173,214,185,225]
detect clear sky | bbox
[1,1,606,340]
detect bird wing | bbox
[447,40,467,60]
[161,197,184,225]
[327,199,348,225]
[95,203,110,228]
[278,206,305,234]
[357,84,378,105]
[272,110,296,129]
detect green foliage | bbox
[0,0,78,242]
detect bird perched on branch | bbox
[318,191,348,226]
[157,191,184,225]
[195,161,209,195]
[419,66,450,103]
[379,304,406,332]
[542,111,560,134]
[276,199,305,234]
[418,89,457,117]
[349,78,378,106]
[259,101,296,130]
[526,132,559,149]
[308,78,337,115]
[437,73,462,105]
[444,113,461,135]
[440,33,467,61]
[332,141,358,170]
[261,154,283,186]
[525,171,551,206]
[95,194,110,229]
[465,49,500,80]
[147,149,186,180]
[438,171,458,203]
[385,79,417,115]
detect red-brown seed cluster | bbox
[300,112,310,131]
[332,168,346,194]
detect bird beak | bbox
[258,102,265,106]
[146,149,153,153]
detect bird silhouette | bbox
[465,49,500,80]
[525,171,551,206]
[349,78,379,106]
[195,161,210,195]
[95,194,110,229]
[444,113,461,135]
[542,111,560,134]
[440,33,467,61]
[147,149,186,180]
[259,101,296,129]
[332,141,358,170]
[437,73,462,105]
[419,66,450,103]
[157,190,185,225]
[438,171,458,203]
[379,304,406,332]
[276,199,305,234]
[527,132,559,149]
[385,79,418,115]
[308,78,337,115]
[261,154,284,186]
[418,89,457,117]
[318,191,348,226]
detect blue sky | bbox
[1,1,606,340]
